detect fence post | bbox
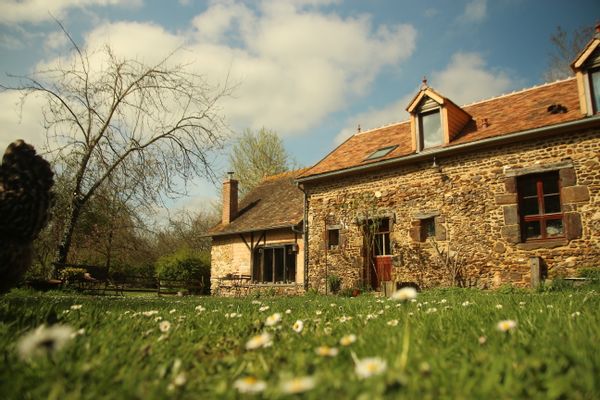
[530,256,542,288]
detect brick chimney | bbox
[222,172,238,225]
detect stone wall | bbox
[304,129,600,292]
[210,228,305,295]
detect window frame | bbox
[252,244,297,284]
[364,145,398,161]
[418,108,443,150]
[373,218,391,256]
[517,172,564,242]
[420,217,436,241]
[589,66,600,114]
[327,226,340,249]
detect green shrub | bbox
[327,274,341,294]
[58,267,86,284]
[155,250,210,294]
[579,268,600,282]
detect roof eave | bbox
[297,115,600,184]
[205,222,303,238]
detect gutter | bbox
[204,223,302,238]
[296,116,600,184]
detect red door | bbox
[374,256,392,288]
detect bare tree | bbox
[543,25,595,82]
[229,127,292,196]
[1,29,231,264]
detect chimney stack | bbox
[222,172,238,225]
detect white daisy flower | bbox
[496,319,517,332]
[391,287,418,301]
[280,376,316,394]
[234,376,267,394]
[495,304,503,309]
[315,310,323,316]
[571,311,581,318]
[292,320,304,333]
[461,301,471,307]
[339,334,357,346]
[387,319,399,326]
[478,336,487,344]
[251,300,262,305]
[70,328,85,339]
[285,309,292,314]
[315,346,339,357]
[142,310,159,317]
[355,357,387,379]
[172,372,187,387]
[195,305,206,312]
[259,305,270,312]
[245,332,273,350]
[169,309,177,314]
[265,312,282,326]
[17,324,74,360]
[70,304,83,310]
[159,321,171,333]
[425,307,438,314]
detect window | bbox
[252,245,296,283]
[373,218,391,256]
[421,217,436,241]
[327,227,340,249]
[590,67,600,113]
[419,109,443,149]
[365,145,398,161]
[517,172,564,241]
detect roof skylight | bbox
[364,145,398,161]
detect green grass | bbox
[0,287,598,399]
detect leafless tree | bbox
[543,25,595,82]
[1,28,231,264]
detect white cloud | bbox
[0,91,48,153]
[0,0,142,25]
[460,0,487,23]
[431,52,514,105]
[334,51,517,145]
[44,31,69,51]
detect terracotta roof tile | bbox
[208,168,308,236]
[300,78,583,179]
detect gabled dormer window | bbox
[419,109,443,150]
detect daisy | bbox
[339,334,357,346]
[387,319,399,326]
[355,357,387,379]
[461,301,471,307]
[234,376,267,394]
[315,346,338,357]
[142,310,159,317]
[169,309,177,314]
[496,319,517,332]
[315,310,323,316]
[285,309,292,314]
[251,300,262,305]
[571,311,581,318]
[265,312,282,326]
[495,304,503,309]
[17,324,74,360]
[245,332,273,350]
[195,305,206,312]
[280,376,316,394]
[391,287,418,301]
[478,336,487,344]
[172,372,187,387]
[159,321,171,333]
[259,305,270,312]
[292,320,304,333]
[70,328,85,339]
[70,304,83,310]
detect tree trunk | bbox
[56,198,84,265]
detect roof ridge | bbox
[460,77,576,108]
[262,167,311,182]
[353,119,411,137]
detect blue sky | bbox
[0,0,598,217]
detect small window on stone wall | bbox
[421,217,436,241]
[517,171,564,241]
[327,227,340,249]
[410,215,446,243]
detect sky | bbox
[0,0,598,219]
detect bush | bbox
[155,250,210,294]
[58,267,86,284]
[579,268,600,282]
[327,274,341,294]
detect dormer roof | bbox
[571,25,600,71]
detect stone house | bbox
[208,31,600,295]
[207,170,306,296]
[296,32,600,291]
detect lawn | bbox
[0,287,598,399]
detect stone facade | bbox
[303,129,600,292]
[210,228,305,296]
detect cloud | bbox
[334,51,517,144]
[0,91,48,153]
[0,0,142,25]
[460,0,487,23]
